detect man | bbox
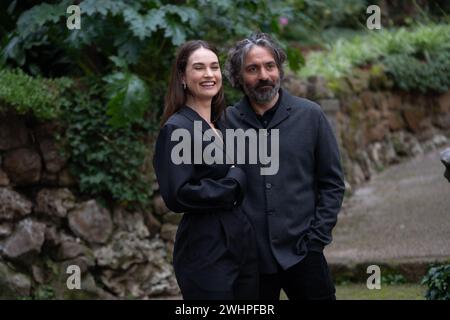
[223,33,345,300]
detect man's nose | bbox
[259,68,269,80]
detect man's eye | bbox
[211,66,220,70]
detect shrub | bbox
[34,285,56,300]
[381,274,406,285]
[382,50,450,93]
[299,23,450,93]
[62,81,154,209]
[0,68,72,119]
[421,264,450,300]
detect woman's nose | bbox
[204,67,213,77]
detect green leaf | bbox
[109,55,129,70]
[116,37,142,65]
[17,0,72,35]
[7,0,18,15]
[123,7,166,40]
[80,0,129,17]
[164,5,200,25]
[104,72,151,128]
[164,19,186,46]
[2,35,25,66]
[143,9,166,32]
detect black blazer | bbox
[153,106,246,214]
[224,88,345,274]
[152,106,250,290]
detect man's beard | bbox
[243,78,281,105]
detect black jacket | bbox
[224,88,345,274]
[153,106,246,214]
[152,106,253,290]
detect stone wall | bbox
[0,112,179,299]
[284,73,450,191]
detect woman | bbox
[153,40,258,300]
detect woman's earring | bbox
[182,82,187,90]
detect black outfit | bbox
[224,89,345,300]
[259,252,336,300]
[153,106,258,300]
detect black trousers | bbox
[259,251,336,300]
[175,210,259,300]
[177,254,259,300]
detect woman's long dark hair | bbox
[161,40,225,126]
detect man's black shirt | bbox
[252,90,282,128]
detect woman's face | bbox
[183,47,222,101]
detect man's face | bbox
[241,46,281,105]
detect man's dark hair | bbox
[224,32,287,91]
